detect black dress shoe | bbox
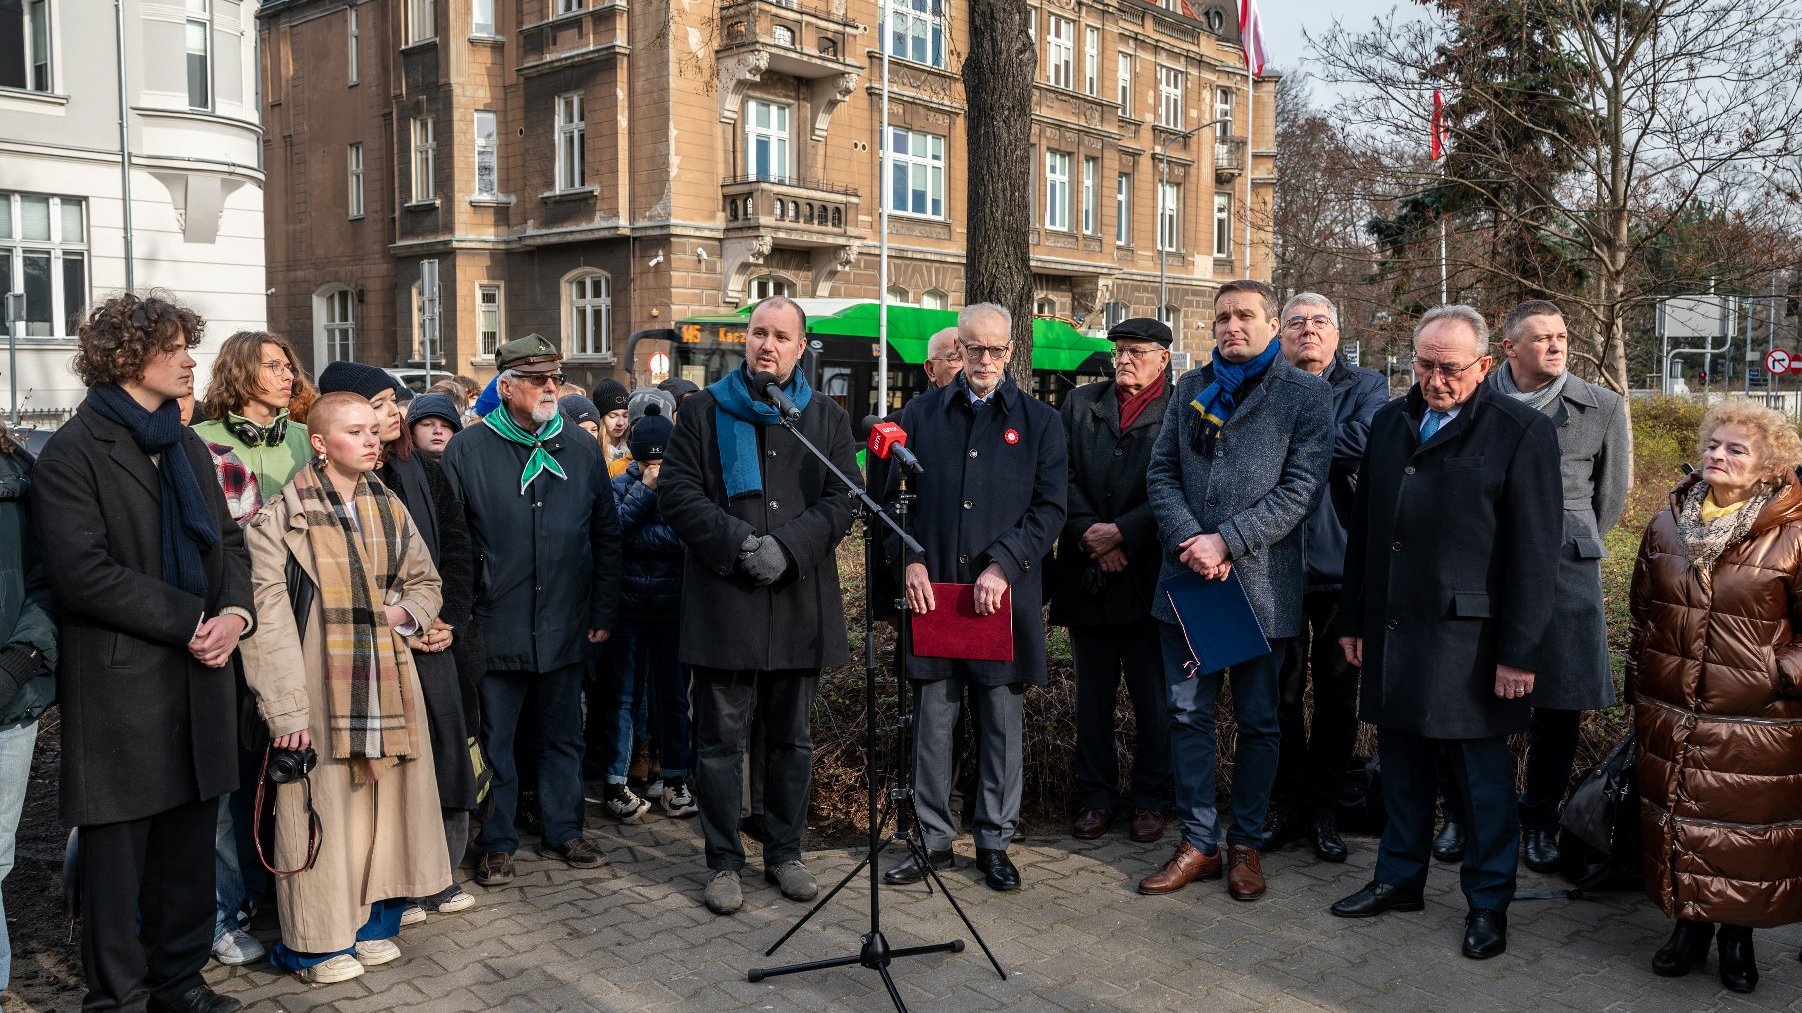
[1313,812,1348,863]
[1432,820,1466,863]
[1462,909,1507,959]
[148,986,243,1013]
[1651,919,1715,977]
[975,848,1021,891]
[1329,880,1424,918]
[1717,925,1758,994]
[1521,828,1561,874]
[1259,809,1298,853]
[883,848,954,885]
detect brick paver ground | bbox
[195,812,1800,1012]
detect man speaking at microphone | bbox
[881,303,1066,891]
[660,296,860,916]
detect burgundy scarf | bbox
[1117,372,1167,430]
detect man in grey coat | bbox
[1138,280,1332,903]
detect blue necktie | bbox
[1420,410,1448,442]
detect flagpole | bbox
[1243,57,1253,279]
[877,0,891,414]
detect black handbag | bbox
[1555,727,1642,893]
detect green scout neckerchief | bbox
[484,407,568,494]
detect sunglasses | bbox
[510,373,566,388]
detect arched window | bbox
[886,285,910,304]
[565,270,611,357]
[1034,297,1058,316]
[1101,300,1129,328]
[748,275,792,300]
[312,284,356,368]
[921,289,949,311]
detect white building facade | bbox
[0,0,265,419]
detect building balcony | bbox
[717,0,864,138]
[518,0,629,76]
[1214,135,1246,183]
[719,173,864,302]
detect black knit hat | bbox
[658,377,700,402]
[558,393,600,426]
[1107,317,1174,347]
[628,408,673,462]
[317,360,399,400]
[408,391,462,433]
[593,378,629,414]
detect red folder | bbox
[910,583,1014,662]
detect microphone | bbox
[749,370,801,421]
[861,415,924,476]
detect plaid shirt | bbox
[205,442,264,525]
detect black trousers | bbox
[693,667,817,871]
[78,796,218,1012]
[1070,621,1170,811]
[1272,593,1361,818]
[1377,730,1518,912]
[1441,707,1582,833]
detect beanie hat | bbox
[408,391,463,433]
[593,378,629,414]
[658,377,700,402]
[558,393,600,427]
[473,376,501,418]
[628,386,677,426]
[317,360,397,401]
[628,407,673,462]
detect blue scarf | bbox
[708,363,813,499]
[1190,339,1283,454]
[85,385,220,597]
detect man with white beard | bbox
[441,334,622,888]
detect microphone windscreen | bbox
[748,371,782,391]
[857,415,881,442]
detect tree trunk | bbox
[963,0,1036,383]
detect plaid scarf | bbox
[293,460,420,780]
[484,407,567,494]
[1673,479,1776,571]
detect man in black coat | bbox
[882,303,1068,893]
[34,294,251,1013]
[1330,304,1562,961]
[659,296,860,916]
[1266,293,1389,863]
[1051,317,1173,846]
[441,334,621,887]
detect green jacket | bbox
[193,415,312,503]
[0,452,56,727]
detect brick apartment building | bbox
[256,0,1275,387]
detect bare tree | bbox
[962,0,1036,380]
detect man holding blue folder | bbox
[1140,280,1333,903]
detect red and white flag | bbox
[1430,82,1446,160]
[1180,0,1201,17]
[1238,0,1268,78]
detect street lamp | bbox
[1157,118,1226,329]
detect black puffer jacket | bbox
[614,461,683,614]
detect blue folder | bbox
[1159,569,1272,676]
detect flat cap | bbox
[496,333,561,371]
[1107,317,1174,347]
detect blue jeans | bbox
[1159,622,1286,852]
[615,613,691,780]
[476,664,588,853]
[0,720,37,995]
[268,898,404,969]
[1376,728,1519,912]
[598,631,642,785]
[213,768,265,943]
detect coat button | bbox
[1404,466,1416,475]
[1387,619,1399,630]
[1022,560,1031,571]
[1391,541,1403,551]
[769,500,780,511]
[969,450,978,458]
[767,449,777,457]
[1214,448,1226,458]
[959,553,969,564]
[1114,448,1124,456]
[1206,495,1218,505]
[963,500,973,510]
[533,502,542,509]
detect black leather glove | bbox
[737,534,791,586]
[0,643,42,713]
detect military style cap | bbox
[1107,317,1174,347]
[495,333,561,371]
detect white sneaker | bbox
[660,779,699,818]
[211,927,266,966]
[644,779,664,800]
[431,886,476,913]
[602,785,652,824]
[399,904,427,927]
[294,953,364,984]
[353,937,401,966]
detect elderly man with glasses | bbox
[922,326,964,389]
[1330,304,1561,961]
[440,334,622,888]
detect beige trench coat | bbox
[240,482,451,953]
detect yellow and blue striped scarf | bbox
[1191,339,1282,453]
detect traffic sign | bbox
[1768,349,1792,375]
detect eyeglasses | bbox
[1284,314,1335,331]
[510,373,566,387]
[930,352,964,364]
[960,344,1012,362]
[1412,356,1484,379]
[261,359,295,376]
[1112,346,1162,361]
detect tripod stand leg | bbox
[875,963,909,1013]
[918,855,1007,979]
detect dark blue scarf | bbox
[1190,339,1283,454]
[707,363,813,499]
[85,385,219,596]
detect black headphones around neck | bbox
[227,412,289,449]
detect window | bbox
[405,0,433,44]
[886,0,946,69]
[0,192,87,340]
[1158,181,1180,252]
[1102,301,1129,328]
[1158,66,1183,128]
[1161,305,1180,332]
[1,0,52,92]
[410,116,435,201]
[1214,192,1232,257]
[887,285,910,304]
[346,7,358,85]
[556,0,582,13]
[556,93,585,191]
[322,288,355,362]
[1115,173,1132,246]
[922,288,949,311]
[471,0,495,36]
[476,283,502,356]
[744,100,790,182]
[185,0,210,109]
[748,276,791,301]
[1116,52,1132,116]
[1047,16,1073,90]
[886,127,946,219]
[1081,156,1098,235]
[346,144,364,218]
[1083,25,1099,96]
[473,110,497,197]
[1215,86,1233,138]
[1035,297,1058,316]
[1044,150,1071,231]
[567,271,611,356]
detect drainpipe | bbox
[115,0,136,292]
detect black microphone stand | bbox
[746,415,1003,1010]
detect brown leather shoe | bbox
[1129,809,1166,843]
[1137,840,1222,895]
[1071,807,1115,839]
[1226,844,1266,901]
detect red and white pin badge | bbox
[1003,428,1020,445]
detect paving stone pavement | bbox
[204,814,1802,1012]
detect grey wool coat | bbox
[1146,355,1333,639]
[1485,368,1631,710]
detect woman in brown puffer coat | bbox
[1628,401,1802,996]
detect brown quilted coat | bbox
[1628,471,1802,928]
